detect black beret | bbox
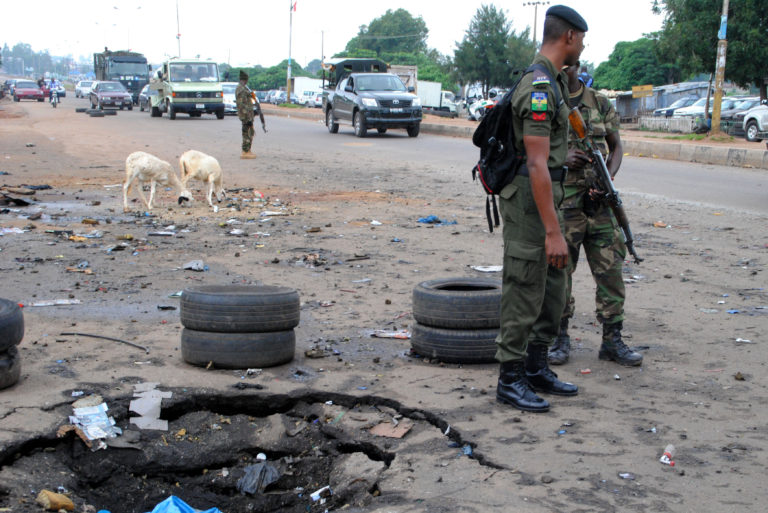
[239,70,248,81]
[546,5,588,32]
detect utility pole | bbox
[523,1,549,48]
[176,0,182,57]
[710,0,729,135]
[287,0,294,102]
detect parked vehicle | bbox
[324,72,422,137]
[3,79,18,96]
[255,91,268,103]
[741,104,768,142]
[221,82,238,114]
[12,80,44,102]
[75,80,93,98]
[149,58,224,119]
[89,81,133,110]
[417,80,457,116]
[672,97,738,118]
[299,90,320,106]
[138,84,158,112]
[274,91,298,104]
[653,96,698,117]
[265,90,279,104]
[310,92,323,108]
[94,49,150,104]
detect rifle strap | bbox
[485,195,501,233]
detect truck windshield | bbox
[170,63,219,83]
[108,61,148,76]
[356,75,406,92]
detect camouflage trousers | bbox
[562,199,626,325]
[241,121,254,152]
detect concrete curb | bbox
[262,107,768,170]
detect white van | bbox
[299,90,320,106]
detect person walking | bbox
[495,5,588,413]
[547,62,643,367]
[236,70,257,159]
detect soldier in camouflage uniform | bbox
[547,61,642,367]
[236,70,257,159]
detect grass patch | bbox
[278,103,303,109]
[660,134,707,141]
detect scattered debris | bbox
[237,461,281,494]
[60,332,150,354]
[653,221,668,228]
[144,496,223,513]
[659,444,675,466]
[183,260,207,272]
[310,486,333,503]
[371,330,411,339]
[129,383,172,431]
[471,265,503,272]
[31,299,82,307]
[618,472,636,480]
[369,420,413,438]
[36,489,74,511]
[417,215,457,225]
[734,372,745,381]
[62,394,121,450]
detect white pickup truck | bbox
[742,103,768,142]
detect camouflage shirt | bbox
[236,83,254,123]
[564,86,619,193]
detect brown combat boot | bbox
[240,151,257,159]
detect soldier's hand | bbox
[545,231,569,269]
[565,148,589,171]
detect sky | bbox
[1,0,665,70]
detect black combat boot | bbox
[599,322,643,366]
[548,318,571,365]
[497,360,550,413]
[526,343,578,396]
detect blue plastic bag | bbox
[145,496,223,513]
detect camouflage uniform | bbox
[561,87,625,325]
[236,83,255,153]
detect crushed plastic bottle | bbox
[659,444,675,466]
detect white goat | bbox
[178,150,226,208]
[123,151,192,212]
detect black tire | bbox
[168,102,176,120]
[89,111,105,117]
[127,104,133,111]
[104,110,117,116]
[181,285,300,333]
[410,323,497,364]
[412,277,501,329]
[181,328,295,369]
[377,128,387,134]
[407,123,420,137]
[326,109,339,133]
[0,299,24,351]
[75,107,87,113]
[0,347,21,390]
[99,103,104,111]
[215,110,225,120]
[353,111,367,138]
[140,103,145,112]
[745,120,762,142]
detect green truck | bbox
[149,58,224,120]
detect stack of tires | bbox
[410,278,502,364]
[0,298,24,390]
[180,285,300,369]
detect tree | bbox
[592,38,676,90]
[344,9,428,56]
[454,5,534,95]
[653,0,768,98]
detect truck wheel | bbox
[326,109,339,134]
[745,120,762,142]
[127,104,133,111]
[377,128,387,134]
[215,110,225,120]
[353,111,367,138]
[168,102,176,120]
[140,102,144,112]
[407,124,420,137]
[151,105,161,117]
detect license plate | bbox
[195,103,205,109]
[391,108,403,113]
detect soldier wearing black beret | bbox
[495,5,587,413]
[236,70,257,159]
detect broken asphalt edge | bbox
[263,106,768,170]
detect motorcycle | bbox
[468,97,496,122]
[50,89,58,108]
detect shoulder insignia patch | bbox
[531,92,548,112]
[532,112,547,121]
[531,71,550,86]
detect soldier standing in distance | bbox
[547,62,643,367]
[236,70,257,159]
[495,5,587,413]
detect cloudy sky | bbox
[2,0,665,68]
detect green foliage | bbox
[653,0,768,94]
[454,5,535,94]
[593,38,672,90]
[226,60,314,91]
[344,9,428,55]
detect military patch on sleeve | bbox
[531,92,548,112]
[531,71,551,86]
[532,112,547,121]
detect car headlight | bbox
[411,97,421,107]
[362,98,378,107]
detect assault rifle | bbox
[246,86,267,133]
[568,107,643,264]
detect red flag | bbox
[291,1,297,11]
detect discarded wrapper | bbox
[36,489,74,511]
[310,485,333,502]
[371,330,411,339]
[66,395,121,448]
[659,444,675,466]
[471,265,503,272]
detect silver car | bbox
[75,80,93,98]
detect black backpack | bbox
[471,63,562,232]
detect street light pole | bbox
[524,1,549,48]
[287,0,294,102]
[176,0,182,57]
[710,0,729,136]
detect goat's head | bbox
[178,190,193,205]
